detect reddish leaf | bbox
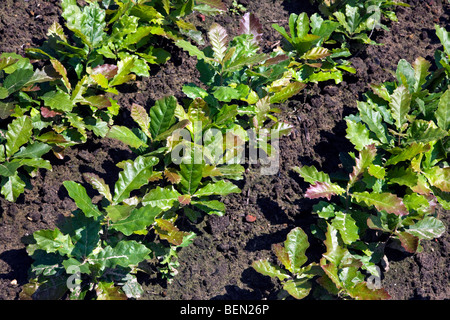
[92,64,119,79]
[238,12,263,44]
[305,182,346,200]
[84,95,112,109]
[41,107,62,118]
[397,231,419,253]
[348,282,391,300]
[178,194,191,205]
[352,192,409,216]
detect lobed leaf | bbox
[208,23,228,62]
[238,13,263,45]
[106,126,147,149]
[111,205,162,236]
[142,186,181,210]
[130,103,151,139]
[5,116,33,158]
[389,85,411,132]
[150,96,178,140]
[113,156,159,204]
[351,192,408,216]
[252,260,290,281]
[304,182,346,200]
[83,173,112,203]
[293,165,331,184]
[284,227,309,274]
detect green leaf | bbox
[406,217,446,240]
[252,260,290,281]
[1,173,26,202]
[357,101,389,144]
[63,181,102,218]
[389,85,411,132]
[12,142,52,160]
[111,205,162,236]
[212,86,241,102]
[83,173,112,203]
[345,119,378,151]
[322,223,347,266]
[435,24,450,56]
[396,59,416,91]
[92,240,151,269]
[33,228,74,256]
[179,145,205,195]
[193,180,240,197]
[385,142,430,166]
[424,166,450,192]
[351,192,408,216]
[436,88,450,131]
[406,120,448,145]
[175,39,208,61]
[105,204,135,223]
[109,57,136,87]
[284,227,309,274]
[142,186,181,210]
[293,165,331,184]
[5,116,33,158]
[63,0,106,49]
[113,156,158,204]
[368,164,386,180]
[193,199,226,216]
[283,279,312,300]
[71,218,101,259]
[2,67,34,95]
[412,57,431,93]
[269,82,306,104]
[150,96,178,140]
[42,90,74,112]
[331,212,359,245]
[106,126,147,149]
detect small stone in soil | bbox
[245,214,257,223]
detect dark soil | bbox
[0,0,449,300]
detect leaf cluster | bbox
[22,155,197,300]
